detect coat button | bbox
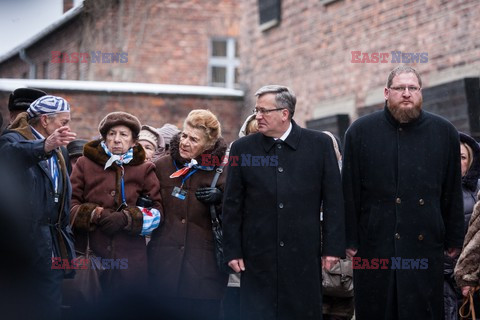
[181,218,186,224]
[277,144,282,149]
[419,199,424,205]
[279,203,284,209]
[418,234,424,241]
[110,190,116,196]
[398,128,403,132]
[396,198,401,204]
[395,233,401,240]
[279,241,285,247]
[278,167,284,173]
[179,246,184,250]
[107,246,112,251]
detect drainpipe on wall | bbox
[19,49,36,79]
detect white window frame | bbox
[208,38,239,89]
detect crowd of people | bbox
[1,65,480,320]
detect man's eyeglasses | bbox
[389,86,421,93]
[252,107,285,115]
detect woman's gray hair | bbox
[255,85,296,119]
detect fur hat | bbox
[8,88,47,112]
[67,139,88,157]
[98,111,141,139]
[138,125,164,150]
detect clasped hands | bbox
[90,206,131,235]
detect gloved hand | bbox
[97,209,128,236]
[195,187,223,205]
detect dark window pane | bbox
[43,61,49,79]
[211,66,226,85]
[212,40,227,57]
[258,0,281,25]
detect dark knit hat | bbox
[67,139,88,157]
[8,88,47,112]
[98,111,141,139]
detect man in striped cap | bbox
[0,95,76,319]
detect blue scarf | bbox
[101,141,134,170]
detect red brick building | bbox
[239,0,480,138]
[0,0,243,141]
[1,0,479,140]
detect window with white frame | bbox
[208,38,239,89]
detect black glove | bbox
[97,210,128,236]
[195,187,223,205]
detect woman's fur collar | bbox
[169,133,227,166]
[83,139,146,167]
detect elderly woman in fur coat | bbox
[455,192,480,307]
[148,109,229,320]
[69,111,162,302]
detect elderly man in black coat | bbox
[342,66,464,320]
[223,85,346,320]
[0,95,77,319]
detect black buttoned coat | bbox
[342,107,464,320]
[223,121,345,320]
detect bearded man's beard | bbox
[387,100,422,123]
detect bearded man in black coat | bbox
[223,85,346,320]
[342,66,464,320]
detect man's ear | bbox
[282,108,290,121]
[384,87,390,100]
[40,114,49,128]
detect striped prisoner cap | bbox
[27,95,70,119]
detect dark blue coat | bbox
[342,107,464,320]
[0,115,75,277]
[223,121,345,320]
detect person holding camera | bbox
[69,111,162,300]
[148,109,229,320]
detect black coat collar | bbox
[261,120,302,152]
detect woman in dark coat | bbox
[148,109,229,320]
[69,111,162,301]
[445,132,480,319]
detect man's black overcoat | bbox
[342,107,464,320]
[223,121,346,320]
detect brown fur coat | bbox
[455,190,480,287]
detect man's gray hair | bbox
[28,113,56,127]
[386,65,423,88]
[255,85,296,118]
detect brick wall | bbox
[0,90,243,143]
[0,0,240,86]
[239,0,480,126]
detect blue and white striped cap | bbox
[27,95,70,119]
